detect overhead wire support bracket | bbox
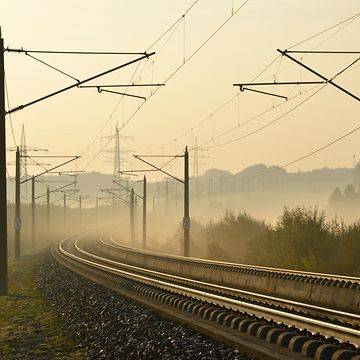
[24,52,80,82]
[233,81,327,100]
[277,48,360,102]
[5,52,155,115]
[100,189,129,205]
[120,169,158,175]
[5,48,149,56]
[35,181,77,200]
[234,81,326,87]
[20,155,80,184]
[113,180,143,199]
[239,87,288,100]
[79,84,165,88]
[133,154,184,183]
[283,50,360,54]
[97,88,146,100]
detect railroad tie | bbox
[314,344,349,360]
[331,349,360,360]
[288,335,312,353]
[301,339,326,358]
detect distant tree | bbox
[344,184,356,198]
[337,222,360,276]
[353,162,360,188]
[205,210,267,263]
[246,206,337,272]
[329,187,343,205]
[167,220,206,257]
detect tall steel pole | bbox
[46,186,50,240]
[142,175,146,249]
[183,147,190,257]
[130,188,134,242]
[0,28,8,294]
[79,195,82,226]
[14,147,21,259]
[31,175,35,250]
[95,196,98,224]
[63,193,66,234]
[134,196,137,230]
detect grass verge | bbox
[0,253,88,359]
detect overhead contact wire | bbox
[119,0,251,132]
[288,11,360,50]
[202,85,327,148]
[82,2,200,169]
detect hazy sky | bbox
[1,1,360,180]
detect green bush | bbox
[205,210,267,263]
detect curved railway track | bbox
[53,228,360,360]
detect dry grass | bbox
[0,254,88,359]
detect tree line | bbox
[190,207,360,277]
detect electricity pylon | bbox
[19,125,47,200]
[103,122,133,205]
[7,125,47,201]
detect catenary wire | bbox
[118,0,251,133]
[157,11,360,155]
[79,1,200,169]
[82,1,250,169]
[203,85,326,149]
[288,11,360,50]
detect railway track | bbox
[53,228,360,360]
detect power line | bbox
[145,0,200,52]
[80,1,248,170]
[148,54,283,154]
[5,48,147,55]
[6,52,154,115]
[153,11,360,156]
[79,1,200,171]
[202,85,326,149]
[205,50,360,149]
[118,0,251,132]
[288,11,360,50]
[248,122,360,182]
[275,11,360,78]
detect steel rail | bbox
[77,234,360,327]
[58,234,360,347]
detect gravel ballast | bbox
[36,253,256,360]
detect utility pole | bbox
[134,196,138,230]
[63,193,66,234]
[133,146,191,256]
[192,137,208,196]
[14,147,21,259]
[183,147,190,257]
[0,28,8,294]
[79,195,82,227]
[165,179,169,215]
[175,181,178,212]
[116,172,147,249]
[31,175,35,250]
[46,186,50,240]
[96,196,98,223]
[0,44,154,296]
[142,175,146,249]
[130,188,134,242]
